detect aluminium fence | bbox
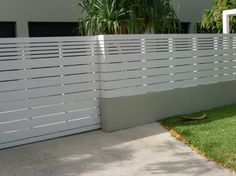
[0,34,235,149]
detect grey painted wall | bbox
[171,0,212,33]
[101,80,236,132]
[0,0,81,37]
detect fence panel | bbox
[0,34,236,149]
[0,36,101,149]
[100,34,236,98]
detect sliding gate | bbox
[0,37,101,149]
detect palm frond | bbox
[76,0,180,35]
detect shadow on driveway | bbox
[0,123,234,176]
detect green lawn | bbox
[160,104,236,172]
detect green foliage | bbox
[152,0,181,33]
[199,0,236,33]
[77,0,127,35]
[76,0,180,35]
[161,104,236,172]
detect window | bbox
[180,22,190,34]
[28,22,79,37]
[0,22,16,38]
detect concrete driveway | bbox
[0,123,234,176]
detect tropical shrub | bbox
[199,0,236,33]
[76,0,180,35]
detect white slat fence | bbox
[0,34,236,149]
[100,34,236,98]
[0,36,101,149]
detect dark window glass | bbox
[0,22,16,38]
[180,22,190,33]
[28,22,79,37]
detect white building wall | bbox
[0,0,81,37]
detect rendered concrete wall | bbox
[101,80,236,132]
[171,0,212,33]
[0,0,81,37]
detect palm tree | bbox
[76,0,180,35]
[77,0,128,35]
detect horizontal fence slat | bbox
[0,108,100,133]
[0,82,100,102]
[102,68,236,90]
[0,36,97,43]
[0,90,100,112]
[0,116,101,145]
[0,64,99,81]
[0,73,99,92]
[101,56,236,72]
[0,99,100,123]
[0,56,98,70]
[102,74,236,98]
[102,86,146,98]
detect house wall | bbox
[0,0,81,37]
[171,0,213,33]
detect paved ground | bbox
[0,123,235,176]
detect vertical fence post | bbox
[232,35,236,76]
[223,35,229,51]
[58,40,64,81]
[192,37,198,81]
[233,35,236,50]
[141,37,147,92]
[97,35,106,99]
[214,36,219,78]
[222,35,230,80]
[20,40,31,112]
[168,37,174,84]
[58,41,64,97]
[91,37,98,99]
[228,35,235,77]
[223,11,230,34]
[20,42,27,92]
[58,40,68,117]
[141,38,146,54]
